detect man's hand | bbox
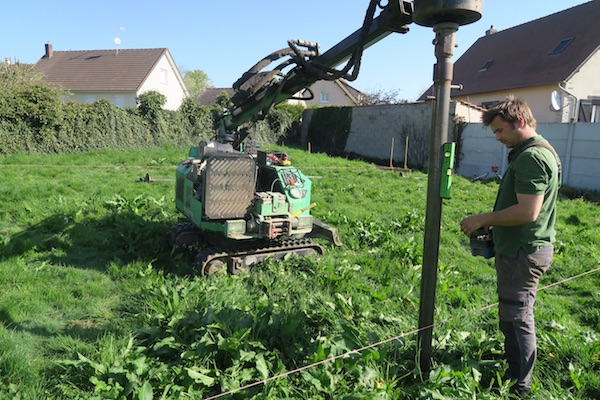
[460,215,486,236]
[460,193,543,236]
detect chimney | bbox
[485,25,497,36]
[45,43,53,58]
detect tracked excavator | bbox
[168,1,415,275]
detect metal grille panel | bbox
[203,154,256,219]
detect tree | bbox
[358,87,408,106]
[1,61,44,90]
[183,69,213,99]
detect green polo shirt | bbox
[493,135,560,258]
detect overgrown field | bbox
[0,144,598,399]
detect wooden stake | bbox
[404,136,409,169]
[389,137,395,168]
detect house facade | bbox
[198,80,362,109]
[198,79,363,108]
[35,44,188,110]
[288,79,363,107]
[419,0,600,123]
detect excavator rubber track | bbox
[167,222,203,248]
[193,238,324,276]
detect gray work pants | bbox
[495,246,552,391]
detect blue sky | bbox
[1,1,590,101]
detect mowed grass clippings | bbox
[0,144,598,399]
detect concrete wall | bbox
[301,101,482,169]
[301,102,600,190]
[458,122,600,190]
[345,102,433,168]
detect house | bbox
[288,79,364,107]
[419,0,600,123]
[34,44,188,110]
[198,79,363,108]
[197,87,235,107]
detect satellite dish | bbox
[550,90,561,111]
[114,37,121,46]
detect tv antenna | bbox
[114,26,125,55]
[550,90,562,111]
[114,37,122,54]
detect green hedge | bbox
[0,81,304,155]
[306,106,352,153]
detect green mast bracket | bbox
[440,142,455,199]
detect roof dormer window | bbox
[479,59,494,72]
[549,37,574,55]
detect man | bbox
[460,95,560,396]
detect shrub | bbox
[0,75,307,155]
[306,106,352,153]
[137,91,166,119]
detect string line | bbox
[202,265,600,400]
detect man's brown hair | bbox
[482,95,537,129]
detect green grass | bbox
[0,144,598,399]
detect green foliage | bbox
[250,105,304,146]
[215,91,232,108]
[275,103,306,122]
[0,81,64,152]
[178,97,214,140]
[272,103,306,145]
[307,106,352,153]
[0,77,304,155]
[0,146,598,399]
[137,91,166,119]
[183,69,212,99]
[0,62,44,90]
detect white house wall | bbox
[565,49,600,101]
[453,49,600,124]
[453,85,568,123]
[138,53,187,110]
[63,91,137,108]
[294,81,357,107]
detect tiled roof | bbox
[420,0,600,99]
[197,87,235,106]
[35,47,168,91]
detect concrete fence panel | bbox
[301,103,600,190]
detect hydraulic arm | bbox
[171,1,416,275]
[220,1,415,136]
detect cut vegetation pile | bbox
[0,144,598,399]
